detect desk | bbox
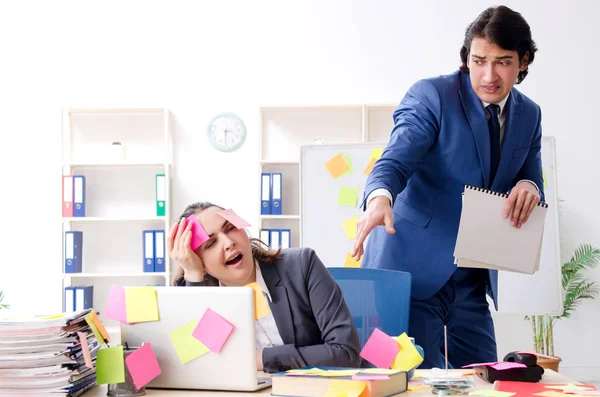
[82,369,578,396]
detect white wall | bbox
[1,0,598,380]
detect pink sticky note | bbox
[104,285,129,324]
[491,362,527,370]
[359,328,399,369]
[125,343,162,390]
[217,209,251,229]
[78,332,93,369]
[191,308,235,353]
[462,362,500,368]
[186,215,210,251]
[352,374,390,380]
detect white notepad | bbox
[453,185,548,275]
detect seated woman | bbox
[168,201,362,373]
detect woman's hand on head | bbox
[167,218,205,282]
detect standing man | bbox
[352,6,544,369]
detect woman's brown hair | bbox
[171,201,281,285]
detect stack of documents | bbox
[454,185,548,274]
[0,309,100,396]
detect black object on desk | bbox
[474,352,545,383]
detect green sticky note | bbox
[542,168,547,189]
[340,155,354,177]
[169,320,210,364]
[96,346,125,385]
[338,187,359,207]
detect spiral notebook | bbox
[453,185,548,275]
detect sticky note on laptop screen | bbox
[169,320,209,364]
[191,308,235,353]
[359,328,399,369]
[126,286,159,323]
[104,285,128,324]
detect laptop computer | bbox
[120,286,272,391]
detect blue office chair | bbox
[328,267,424,376]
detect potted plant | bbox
[0,290,9,310]
[526,244,600,371]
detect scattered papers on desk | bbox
[0,308,100,395]
[284,367,401,377]
[169,320,209,364]
[191,308,234,353]
[125,343,162,390]
[462,361,527,370]
[217,208,251,229]
[96,346,125,385]
[495,381,596,397]
[545,384,595,391]
[325,153,350,179]
[246,282,271,319]
[125,286,160,323]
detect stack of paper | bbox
[0,309,100,396]
[454,185,548,274]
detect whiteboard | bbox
[301,136,562,316]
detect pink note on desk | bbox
[104,285,128,324]
[186,215,210,251]
[125,343,162,390]
[217,209,251,229]
[463,362,526,370]
[359,328,399,369]
[192,308,235,353]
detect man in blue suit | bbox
[351,6,544,369]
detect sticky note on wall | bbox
[342,216,361,240]
[338,187,359,207]
[325,154,350,179]
[344,253,362,268]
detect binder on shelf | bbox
[261,173,271,215]
[62,175,74,217]
[280,229,291,249]
[73,175,86,217]
[271,173,282,215]
[143,230,155,272]
[260,229,270,246]
[270,229,281,250]
[64,231,83,273]
[156,174,166,217]
[154,230,166,273]
[74,286,94,311]
[64,286,75,312]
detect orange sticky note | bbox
[325,154,350,179]
[84,312,108,344]
[364,157,377,176]
[78,332,93,369]
[246,282,271,319]
[344,253,362,268]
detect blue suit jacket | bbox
[362,71,544,308]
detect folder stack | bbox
[62,175,86,217]
[0,309,100,396]
[65,231,83,273]
[64,286,94,312]
[260,228,291,249]
[260,173,283,215]
[453,185,548,274]
[143,230,166,272]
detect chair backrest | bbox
[328,267,411,347]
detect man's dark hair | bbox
[460,6,537,84]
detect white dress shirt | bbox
[367,94,538,206]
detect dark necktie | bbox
[487,104,501,187]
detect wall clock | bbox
[206,112,247,152]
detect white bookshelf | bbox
[61,107,173,331]
[257,105,396,248]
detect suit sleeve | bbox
[513,105,545,202]
[261,249,362,372]
[361,79,441,209]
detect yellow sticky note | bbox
[469,390,515,397]
[319,369,362,377]
[286,368,324,375]
[340,155,354,177]
[360,368,399,375]
[391,333,424,371]
[344,253,362,268]
[342,216,361,240]
[534,392,568,397]
[324,380,367,397]
[371,148,383,161]
[408,385,430,392]
[126,287,159,323]
[96,346,125,384]
[325,154,350,179]
[542,168,547,189]
[338,187,359,207]
[246,282,271,319]
[169,320,209,364]
[84,312,105,344]
[545,384,594,392]
[364,157,377,176]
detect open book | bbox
[453,185,548,274]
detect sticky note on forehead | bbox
[186,215,210,251]
[217,209,251,229]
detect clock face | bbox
[207,112,246,152]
